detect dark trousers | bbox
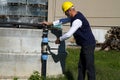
[78,44,96,80]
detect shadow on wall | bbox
[48,28,68,74]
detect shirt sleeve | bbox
[59,18,71,24]
[59,19,82,41]
[52,18,70,28]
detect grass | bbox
[28,48,120,80]
[95,50,120,80]
[47,48,120,80]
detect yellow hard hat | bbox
[62,1,74,12]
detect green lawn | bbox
[47,48,120,80]
[95,50,120,80]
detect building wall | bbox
[48,0,120,43]
[48,0,120,26]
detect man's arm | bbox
[52,18,70,28]
[55,19,82,44]
[59,19,82,41]
[42,18,70,28]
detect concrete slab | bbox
[0,28,67,79]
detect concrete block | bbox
[0,28,67,79]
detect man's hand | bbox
[55,38,61,44]
[41,21,53,26]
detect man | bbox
[42,1,96,80]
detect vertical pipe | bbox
[41,25,48,80]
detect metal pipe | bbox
[41,25,49,80]
[0,21,44,29]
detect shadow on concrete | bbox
[50,29,75,80]
[48,29,68,74]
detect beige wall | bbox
[48,0,120,26]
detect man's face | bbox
[65,9,71,17]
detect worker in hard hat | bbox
[42,1,96,80]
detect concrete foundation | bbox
[0,28,67,79]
